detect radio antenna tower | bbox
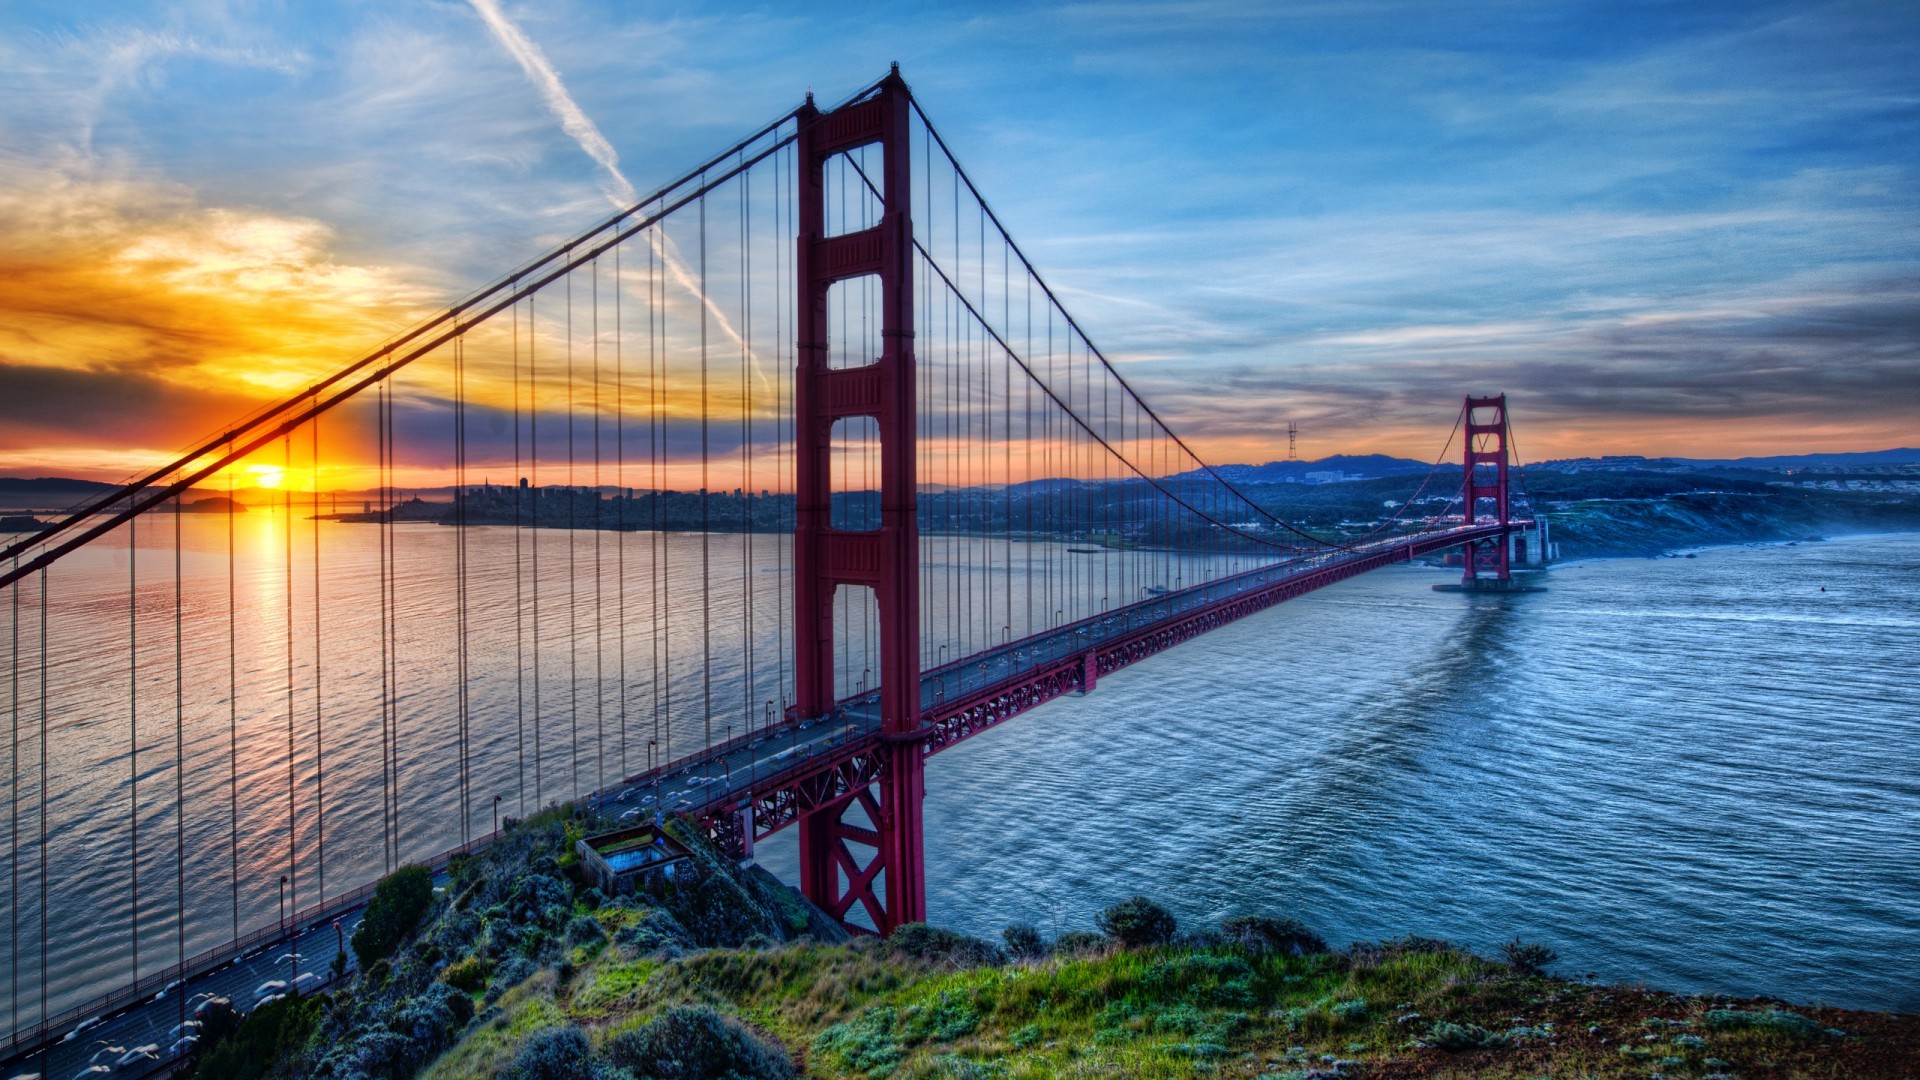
[1287,422,1298,461]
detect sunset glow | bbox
[1,4,1914,484]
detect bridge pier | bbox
[791,68,926,933]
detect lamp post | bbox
[491,794,502,838]
[279,874,292,987]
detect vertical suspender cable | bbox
[567,265,579,796]
[37,570,48,1061]
[700,181,713,764]
[283,434,296,922]
[615,245,627,779]
[312,412,325,902]
[592,259,604,790]
[454,337,470,845]
[376,387,391,871]
[514,293,527,815]
[227,448,239,938]
[741,156,754,738]
[647,230,662,777]
[173,484,185,1029]
[129,490,140,985]
[384,377,399,865]
[531,296,543,808]
[7,555,17,1036]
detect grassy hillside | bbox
[186,808,1920,1079]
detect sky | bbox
[1,0,1916,481]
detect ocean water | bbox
[768,533,1920,1011]
[3,524,1916,1032]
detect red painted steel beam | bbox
[790,66,924,933]
[684,524,1515,859]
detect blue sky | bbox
[1,0,1915,472]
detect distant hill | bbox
[1174,454,1433,485]
[0,477,119,494]
[1532,449,1920,473]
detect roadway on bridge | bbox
[584,533,1471,828]
[6,910,364,1080]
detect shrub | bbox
[192,993,321,1080]
[1499,937,1557,975]
[1705,1008,1825,1038]
[194,997,243,1054]
[565,914,606,947]
[507,1024,596,1080]
[1220,914,1327,956]
[488,955,538,1001]
[607,1004,794,1080]
[352,864,436,969]
[1053,930,1107,957]
[1428,1021,1508,1052]
[887,922,1004,967]
[443,955,492,993]
[813,1009,904,1077]
[1095,896,1177,948]
[395,981,474,1054]
[1002,922,1047,960]
[1142,954,1257,1008]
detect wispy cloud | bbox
[463,0,771,396]
[464,0,637,206]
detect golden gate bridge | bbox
[0,67,1538,1073]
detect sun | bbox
[248,464,285,489]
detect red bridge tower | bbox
[791,70,925,933]
[1461,393,1514,585]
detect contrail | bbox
[465,0,635,206]
[465,0,771,395]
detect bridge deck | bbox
[586,523,1516,849]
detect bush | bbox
[565,913,606,947]
[1142,954,1257,1008]
[605,1004,794,1080]
[507,1024,597,1080]
[1002,922,1047,960]
[812,1009,904,1077]
[395,981,474,1054]
[1499,937,1557,974]
[1220,914,1328,956]
[1705,1008,1826,1038]
[1053,930,1107,957]
[1096,896,1177,948]
[1428,1021,1509,1052]
[191,993,321,1080]
[443,955,492,993]
[886,922,1003,967]
[352,864,436,969]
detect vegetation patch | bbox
[179,805,1920,1080]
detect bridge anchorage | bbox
[0,64,1552,1069]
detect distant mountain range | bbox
[1528,449,1920,472]
[4,446,1916,506]
[1173,454,1435,485]
[1186,448,1920,484]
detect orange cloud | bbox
[0,171,437,474]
